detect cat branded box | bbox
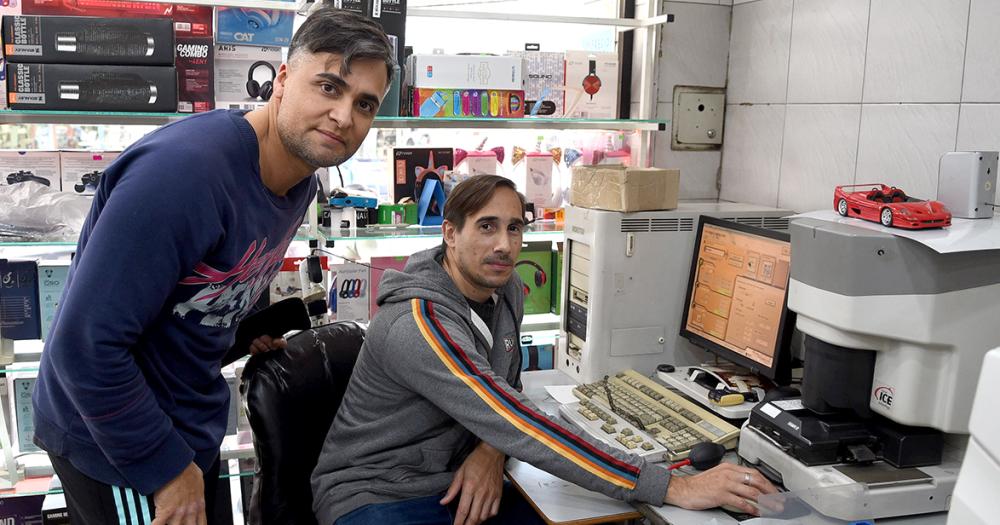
[516,241,552,315]
[216,6,294,47]
[2,15,175,65]
[392,147,453,203]
[7,62,177,112]
[60,150,120,195]
[0,149,61,190]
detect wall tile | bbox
[777,105,862,212]
[719,104,786,205]
[658,2,732,106]
[962,0,1000,102]
[956,104,1000,152]
[786,0,868,103]
[727,0,793,103]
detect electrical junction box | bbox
[672,86,725,150]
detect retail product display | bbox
[563,51,618,119]
[508,47,564,116]
[37,261,68,340]
[515,242,552,315]
[0,259,41,340]
[834,184,952,229]
[406,54,525,91]
[6,169,50,186]
[216,7,294,47]
[570,165,679,212]
[410,88,525,118]
[175,36,213,113]
[336,0,407,79]
[1,15,175,65]
[0,150,60,189]
[332,262,369,322]
[214,44,281,111]
[244,59,275,101]
[60,150,118,195]
[392,147,453,203]
[6,62,177,111]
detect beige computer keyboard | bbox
[568,369,740,461]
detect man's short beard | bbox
[276,117,350,169]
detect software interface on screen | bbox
[684,222,791,369]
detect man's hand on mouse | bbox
[249,335,287,355]
[664,462,778,515]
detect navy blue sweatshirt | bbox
[32,110,317,495]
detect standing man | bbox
[32,7,394,524]
[312,176,777,525]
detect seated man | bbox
[312,175,776,525]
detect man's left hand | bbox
[440,441,505,525]
[249,335,287,355]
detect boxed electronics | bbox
[9,373,39,452]
[332,262,370,323]
[1,15,175,65]
[37,261,69,340]
[21,1,213,35]
[410,88,525,118]
[214,43,281,111]
[570,166,680,212]
[60,150,119,195]
[175,37,213,113]
[507,48,565,116]
[0,0,20,109]
[516,241,553,315]
[0,259,41,340]
[392,147,454,203]
[216,6,294,47]
[0,494,44,525]
[0,149,61,189]
[552,242,563,315]
[6,62,177,111]
[564,50,618,119]
[406,54,525,90]
[336,0,407,80]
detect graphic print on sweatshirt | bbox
[172,225,298,328]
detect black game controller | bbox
[6,170,51,187]
[74,170,103,193]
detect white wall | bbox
[652,0,733,199]
[720,0,1000,212]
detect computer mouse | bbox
[762,386,801,403]
[688,442,726,471]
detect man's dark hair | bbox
[288,6,396,86]
[442,175,527,249]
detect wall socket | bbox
[672,85,726,150]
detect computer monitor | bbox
[679,216,795,383]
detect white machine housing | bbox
[949,348,1000,525]
[937,151,997,219]
[558,202,793,384]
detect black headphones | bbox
[246,61,276,101]
[515,260,548,295]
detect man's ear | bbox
[272,63,289,101]
[442,220,458,248]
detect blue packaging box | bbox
[37,263,68,341]
[0,260,40,341]
[216,6,295,47]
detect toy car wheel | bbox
[880,208,893,227]
[837,198,848,217]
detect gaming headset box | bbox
[516,242,553,315]
[175,36,214,113]
[1,15,175,65]
[214,43,281,111]
[7,62,178,112]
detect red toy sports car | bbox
[833,184,952,229]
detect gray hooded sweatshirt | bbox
[311,246,671,524]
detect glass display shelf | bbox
[323,221,563,242]
[0,110,667,131]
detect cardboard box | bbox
[508,50,564,116]
[406,54,525,90]
[0,259,41,340]
[21,2,213,38]
[2,15,175,65]
[175,36,213,113]
[1,149,61,190]
[37,261,68,340]
[564,50,618,119]
[59,150,119,195]
[570,166,680,212]
[7,62,177,112]
[409,87,525,118]
[392,147,454,203]
[369,255,408,317]
[216,6,294,47]
[214,43,281,111]
[516,241,552,315]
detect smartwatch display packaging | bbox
[37,261,69,341]
[59,150,120,196]
[216,6,294,47]
[214,43,281,111]
[0,259,41,341]
[1,15,175,65]
[406,54,525,91]
[507,49,565,116]
[392,147,454,203]
[563,50,618,119]
[6,62,178,111]
[332,262,370,323]
[175,36,214,113]
[409,87,525,118]
[0,149,61,190]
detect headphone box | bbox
[175,36,214,113]
[516,242,553,315]
[216,7,293,47]
[59,150,119,196]
[937,151,997,219]
[214,43,281,111]
[2,15,175,65]
[392,147,454,203]
[563,50,618,119]
[507,49,565,116]
[0,149,61,190]
[551,242,563,315]
[6,62,177,111]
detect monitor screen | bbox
[680,216,794,380]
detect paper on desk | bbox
[792,210,1000,254]
[544,385,579,405]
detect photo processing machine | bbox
[738,217,1000,520]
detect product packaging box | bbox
[60,150,119,195]
[37,261,68,340]
[7,62,177,111]
[21,1,214,38]
[41,477,69,524]
[520,343,554,371]
[0,259,41,340]
[0,493,44,524]
[392,147,454,203]
[525,152,555,207]
[337,0,407,82]
[570,166,680,212]
[369,255,408,317]
[332,262,370,323]
[175,36,213,113]
[216,6,294,47]
[406,54,525,90]
[0,149,61,190]
[507,49,564,116]
[214,43,281,111]
[2,15,175,65]
[0,4,18,110]
[551,242,563,315]
[409,88,525,118]
[516,241,552,315]
[10,375,39,452]
[564,50,618,119]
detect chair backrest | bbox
[240,321,365,525]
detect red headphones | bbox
[582,59,602,100]
[516,260,548,295]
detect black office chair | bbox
[240,321,366,525]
